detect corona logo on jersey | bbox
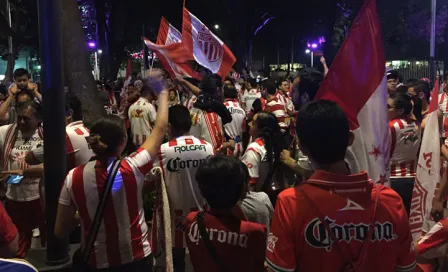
[174,145,207,154]
[167,157,206,172]
[227,106,245,115]
[403,129,419,145]
[198,26,223,63]
[188,220,248,247]
[304,217,397,251]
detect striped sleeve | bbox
[241,146,261,185]
[126,148,153,175]
[59,169,75,206]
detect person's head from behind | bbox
[199,75,218,97]
[388,92,413,121]
[278,78,289,94]
[168,105,191,138]
[140,85,155,101]
[243,81,252,91]
[296,100,353,166]
[16,100,42,134]
[223,84,237,100]
[297,68,323,106]
[13,68,30,90]
[88,115,127,157]
[262,80,277,97]
[249,111,279,139]
[223,76,235,87]
[196,156,248,210]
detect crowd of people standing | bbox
[0,63,447,272]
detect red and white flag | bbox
[315,0,390,185]
[411,79,441,242]
[182,8,236,79]
[143,37,193,72]
[156,17,201,80]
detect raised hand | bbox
[320,56,326,65]
[8,83,18,96]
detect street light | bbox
[305,49,314,67]
[98,49,103,54]
[305,49,311,54]
[214,24,219,30]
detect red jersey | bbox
[389,118,421,177]
[59,148,153,269]
[185,210,266,272]
[0,202,17,247]
[417,219,448,259]
[190,107,224,151]
[184,95,197,111]
[264,97,288,131]
[266,170,416,272]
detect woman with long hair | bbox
[241,111,287,205]
[55,74,168,271]
[388,92,421,215]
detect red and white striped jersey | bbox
[439,93,448,138]
[66,121,94,171]
[105,93,118,115]
[223,99,246,158]
[241,89,262,114]
[128,97,157,147]
[417,219,448,259]
[275,91,294,113]
[189,107,224,151]
[389,118,421,177]
[184,95,197,111]
[264,97,288,131]
[59,148,153,269]
[153,136,214,248]
[241,138,270,191]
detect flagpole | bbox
[183,0,186,7]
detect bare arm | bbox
[141,89,168,159]
[54,203,78,239]
[177,78,201,97]
[0,95,14,120]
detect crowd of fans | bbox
[0,65,448,271]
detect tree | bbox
[61,0,105,127]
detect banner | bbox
[156,17,200,80]
[411,79,441,242]
[315,0,390,185]
[182,8,236,79]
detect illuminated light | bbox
[37,65,41,70]
[0,75,4,81]
[416,61,420,65]
[88,42,96,48]
[391,61,400,66]
[98,49,103,54]
[307,43,311,48]
[214,24,219,29]
[311,43,318,48]
[305,49,311,54]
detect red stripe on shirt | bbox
[95,161,122,267]
[400,163,407,177]
[121,160,145,259]
[185,138,194,145]
[71,165,98,267]
[169,139,178,147]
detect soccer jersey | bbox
[275,91,294,113]
[189,107,224,151]
[153,136,214,248]
[66,121,94,170]
[241,89,262,114]
[241,138,270,191]
[128,97,157,147]
[185,210,266,272]
[389,118,421,177]
[59,148,153,269]
[417,219,448,259]
[438,93,448,138]
[184,95,197,111]
[266,170,416,272]
[264,97,288,131]
[223,99,246,158]
[0,125,43,202]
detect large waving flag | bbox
[315,0,390,185]
[182,8,236,79]
[156,17,201,80]
[143,37,193,75]
[411,79,441,242]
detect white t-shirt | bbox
[223,99,246,158]
[128,97,157,147]
[0,125,43,202]
[241,138,270,191]
[241,89,262,114]
[152,135,214,248]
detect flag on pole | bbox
[314,0,390,185]
[143,37,193,75]
[182,8,236,79]
[156,17,200,80]
[411,79,441,242]
[124,59,132,87]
